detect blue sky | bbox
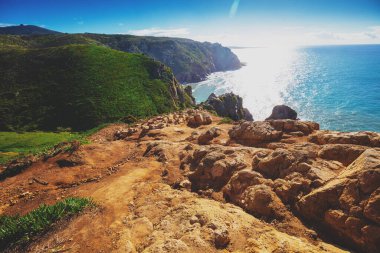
[1,0,380,46]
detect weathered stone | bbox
[229,121,282,146]
[198,127,222,145]
[266,105,298,120]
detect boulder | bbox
[266,105,298,120]
[229,121,283,146]
[198,127,222,145]
[297,149,380,253]
[202,93,253,121]
[187,113,213,128]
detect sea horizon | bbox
[190,44,380,132]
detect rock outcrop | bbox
[2,107,379,253]
[298,149,380,253]
[228,121,283,146]
[266,105,298,120]
[202,93,253,121]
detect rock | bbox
[198,127,222,145]
[267,120,319,135]
[255,148,295,178]
[363,189,380,225]
[266,105,298,120]
[184,85,196,104]
[309,131,380,147]
[318,144,367,166]
[229,121,282,146]
[187,113,213,128]
[202,92,253,121]
[214,229,230,249]
[297,149,380,253]
[114,127,138,140]
[186,146,252,191]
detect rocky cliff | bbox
[0,26,242,83]
[1,106,379,252]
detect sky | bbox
[1,0,380,46]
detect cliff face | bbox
[83,34,241,83]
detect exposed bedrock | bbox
[202,93,253,121]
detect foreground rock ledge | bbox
[1,109,379,253]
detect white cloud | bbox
[0,23,16,27]
[77,21,84,25]
[127,28,190,37]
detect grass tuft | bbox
[0,197,94,250]
[218,117,234,125]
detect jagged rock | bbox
[266,105,298,120]
[214,228,230,249]
[202,93,253,121]
[185,146,253,191]
[318,144,367,166]
[114,128,138,140]
[197,127,222,145]
[187,113,212,128]
[229,121,282,146]
[309,131,380,147]
[255,148,295,178]
[297,149,380,253]
[184,85,196,104]
[267,120,319,135]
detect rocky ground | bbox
[1,109,379,253]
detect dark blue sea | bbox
[190,45,380,132]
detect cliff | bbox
[0,26,242,83]
[1,106,379,252]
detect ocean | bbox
[190,45,380,132]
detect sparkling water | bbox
[190,45,380,132]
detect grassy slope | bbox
[0,44,191,131]
[0,131,82,164]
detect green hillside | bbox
[0,44,193,131]
[0,32,241,83]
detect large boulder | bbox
[297,149,380,253]
[266,105,297,120]
[228,121,282,146]
[202,93,253,121]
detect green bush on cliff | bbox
[0,44,192,131]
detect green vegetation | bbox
[218,117,234,125]
[0,33,241,83]
[0,131,82,164]
[0,43,193,131]
[0,197,93,250]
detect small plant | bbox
[0,197,94,250]
[218,117,234,125]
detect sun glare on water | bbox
[191,46,308,120]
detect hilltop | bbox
[0,25,241,83]
[0,24,61,35]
